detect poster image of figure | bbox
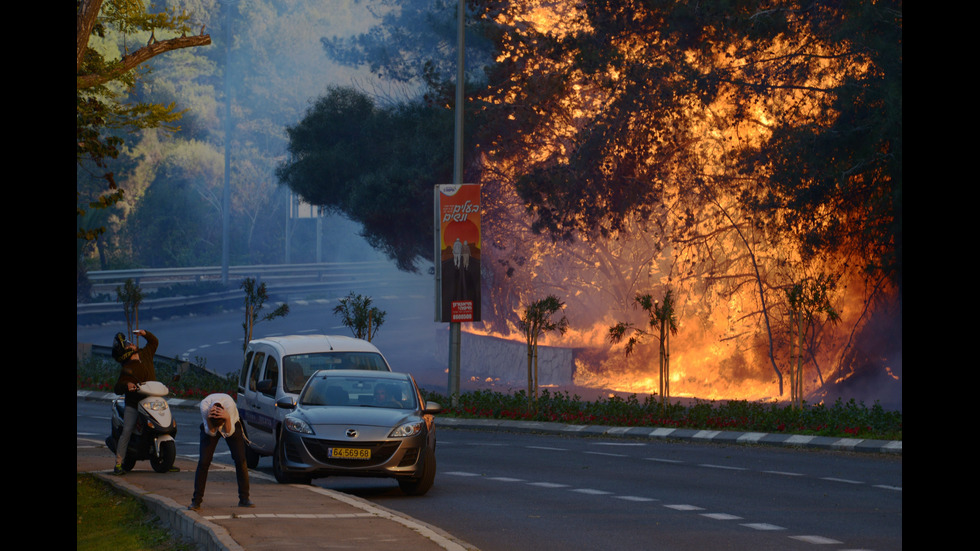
[436,184,481,322]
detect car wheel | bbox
[399,447,436,496]
[150,440,176,473]
[272,434,309,484]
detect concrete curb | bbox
[435,417,902,455]
[94,470,244,551]
[77,390,901,455]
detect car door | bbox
[252,352,281,451]
[239,347,276,454]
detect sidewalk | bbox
[77,438,476,551]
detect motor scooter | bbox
[105,380,178,473]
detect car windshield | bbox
[299,375,418,410]
[283,352,390,393]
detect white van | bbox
[236,335,392,467]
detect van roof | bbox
[247,334,383,356]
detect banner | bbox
[435,184,481,322]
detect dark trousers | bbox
[192,421,250,503]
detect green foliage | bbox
[518,296,569,410]
[332,291,387,342]
[421,388,902,441]
[277,86,456,272]
[77,473,196,551]
[240,277,289,349]
[115,278,143,334]
[77,0,208,241]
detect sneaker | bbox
[188,500,201,511]
[238,499,255,508]
[112,464,126,476]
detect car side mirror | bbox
[276,396,296,409]
[424,401,443,414]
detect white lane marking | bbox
[821,477,863,484]
[699,464,747,471]
[614,496,658,502]
[741,523,785,531]
[585,451,627,457]
[527,446,567,451]
[701,513,742,520]
[664,504,704,511]
[571,488,612,495]
[644,457,683,464]
[528,482,569,488]
[789,535,843,544]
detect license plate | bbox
[328,447,370,460]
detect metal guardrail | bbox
[77,261,396,317]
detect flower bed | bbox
[422,388,902,441]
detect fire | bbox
[465,1,900,404]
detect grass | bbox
[77,473,196,551]
[77,358,901,441]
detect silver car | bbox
[273,370,443,495]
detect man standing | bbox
[111,329,159,475]
[188,393,254,510]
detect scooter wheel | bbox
[150,440,176,473]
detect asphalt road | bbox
[76,398,902,551]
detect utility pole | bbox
[447,0,466,407]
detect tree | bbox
[332,292,387,342]
[115,277,143,338]
[609,289,679,414]
[277,86,457,271]
[240,278,289,350]
[518,295,569,412]
[77,0,211,240]
[785,274,841,408]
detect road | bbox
[76,398,901,550]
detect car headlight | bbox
[389,421,424,438]
[284,416,314,435]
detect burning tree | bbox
[468,0,901,401]
[785,274,842,408]
[609,289,679,413]
[518,295,569,412]
[282,0,901,403]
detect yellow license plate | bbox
[328,447,370,460]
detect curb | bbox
[77,390,901,455]
[435,417,902,455]
[94,470,244,551]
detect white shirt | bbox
[199,393,240,437]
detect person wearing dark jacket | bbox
[111,329,159,475]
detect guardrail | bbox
[78,261,397,319]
